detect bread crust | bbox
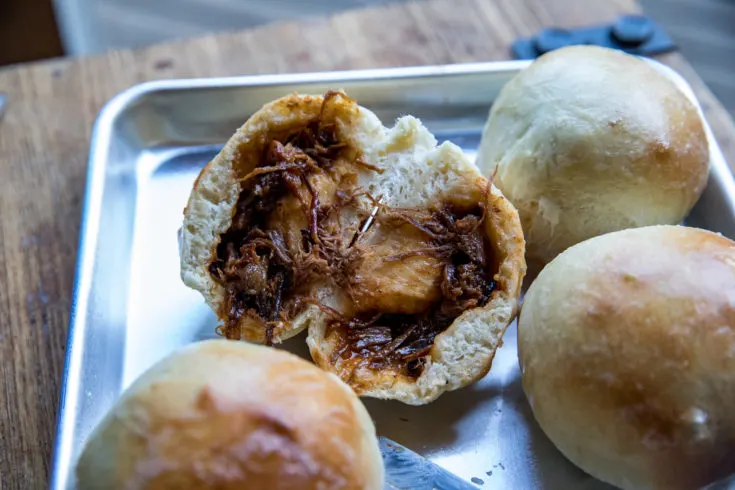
[477,45,710,267]
[519,225,735,490]
[75,340,384,490]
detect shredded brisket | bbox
[209,93,497,378]
[208,97,355,343]
[323,205,496,377]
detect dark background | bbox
[0,0,63,65]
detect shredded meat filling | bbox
[209,93,497,377]
[209,102,355,343]
[323,205,496,377]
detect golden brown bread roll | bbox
[477,46,710,268]
[519,225,735,490]
[179,91,526,404]
[75,340,384,490]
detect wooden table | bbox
[0,0,733,486]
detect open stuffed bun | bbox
[180,91,526,404]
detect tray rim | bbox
[49,58,735,490]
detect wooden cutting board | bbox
[0,0,733,487]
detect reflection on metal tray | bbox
[50,60,735,490]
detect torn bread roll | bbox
[180,91,526,404]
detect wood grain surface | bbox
[0,0,733,487]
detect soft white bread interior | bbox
[75,339,384,490]
[180,91,526,405]
[518,225,735,490]
[476,45,710,268]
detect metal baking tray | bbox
[50,60,735,490]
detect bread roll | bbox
[180,91,526,404]
[75,340,384,490]
[519,225,735,490]
[477,45,710,267]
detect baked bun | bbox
[519,225,735,490]
[180,91,526,404]
[477,45,710,267]
[75,340,384,490]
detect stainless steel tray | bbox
[50,60,735,490]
